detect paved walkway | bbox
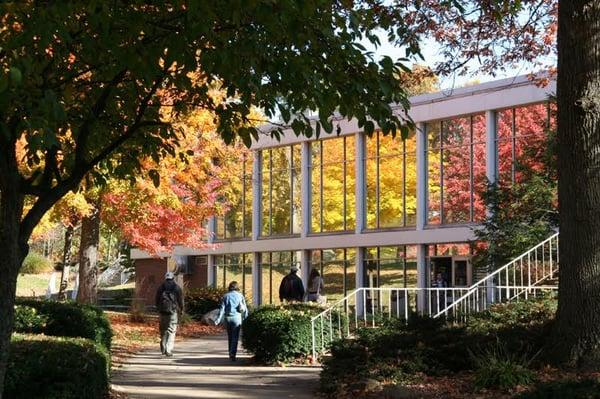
[111,334,321,398]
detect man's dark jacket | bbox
[155,279,184,313]
[279,272,305,302]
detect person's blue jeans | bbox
[225,315,242,359]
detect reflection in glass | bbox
[311,136,355,233]
[261,146,302,236]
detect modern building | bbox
[132,74,556,308]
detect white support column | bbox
[485,110,498,304]
[300,249,311,289]
[206,216,217,288]
[416,244,428,314]
[252,252,262,306]
[251,150,263,305]
[416,122,429,313]
[485,110,498,189]
[355,247,366,316]
[301,141,311,238]
[354,132,366,316]
[416,122,428,231]
[207,255,216,287]
[252,150,262,241]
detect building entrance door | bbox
[429,256,472,288]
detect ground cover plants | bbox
[320,296,560,398]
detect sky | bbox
[363,31,551,91]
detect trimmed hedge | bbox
[4,334,110,399]
[13,305,48,334]
[14,299,112,349]
[185,287,228,319]
[242,303,347,363]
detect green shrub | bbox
[14,299,112,349]
[13,305,48,333]
[517,379,600,399]
[319,297,556,397]
[185,286,228,319]
[4,334,110,399]
[242,303,347,363]
[20,252,53,274]
[471,343,537,390]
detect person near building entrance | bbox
[155,271,184,357]
[279,265,305,302]
[433,272,448,314]
[215,281,248,361]
[307,268,326,304]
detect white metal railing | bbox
[310,287,470,360]
[310,233,559,359]
[433,233,559,319]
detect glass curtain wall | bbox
[311,136,356,232]
[261,146,302,236]
[427,114,486,224]
[215,153,253,239]
[310,248,356,302]
[214,253,253,297]
[364,245,418,289]
[496,102,555,186]
[365,131,417,229]
[260,251,300,304]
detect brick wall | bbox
[135,258,168,307]
[135,255,209,307]
[183,255,208,290]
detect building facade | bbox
[132,75,556,308]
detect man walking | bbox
[279,265,305,302]
[155,271,184,357]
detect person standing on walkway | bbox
[279,265,305,303]
[215,281,248,361]
[155,271,184,357]
[306,268,326,304]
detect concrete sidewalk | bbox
[111,334,321,398]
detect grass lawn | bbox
[16,273,55,297]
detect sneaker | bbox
[165,352,173,357]
[229,355,236,362]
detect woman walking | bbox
[307,268,325,304]
[215,281,248,361]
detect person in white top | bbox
[307,268,325,303]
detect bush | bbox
[14,299,112,349]
[20,252,53,274]
[13,305,48,333]
[242,303,346,363]
[516,379,600,399]
[319,297,556,397]
[4,334,110,399]
[471,343,537,390]
[185,287,228,319]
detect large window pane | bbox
[427,122,442,224]
[261,146,300,237]
[311,136,355,233]
[442,117,471,224]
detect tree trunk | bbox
[57,225,75,300]
[0,188,27,399]
[77,201,101,304]
[553,0,600,368]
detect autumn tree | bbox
[0,2,416,392]
[391,0,600,369]
[552,1,600,368]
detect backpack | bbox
[159,288,177,314]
